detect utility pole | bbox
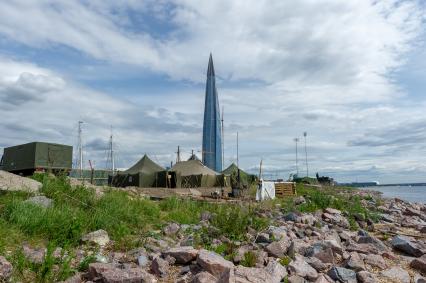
[294,137,299,177]
[108,126,115,175]
[303,132,309,177]
[221,106,224,171]
[237,132,240,183]
[176,146,181,163]
[236,132,239,168]
[78,121,84,178]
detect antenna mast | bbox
[78,121,84,178]
[303,132,309,177]
[221,106,224,170]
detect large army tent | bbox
[171,160,228,188]
[222,163,257,186]
[110,154,166,187]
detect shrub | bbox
[241,251,257,267]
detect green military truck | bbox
[0,142,73,176]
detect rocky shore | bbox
[0,176,425,282]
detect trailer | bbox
[0,142,73,176]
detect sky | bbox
[0,0,425,184]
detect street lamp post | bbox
[303,132,309,177]
[294,138,299,177]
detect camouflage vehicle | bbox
[0,142,73,176]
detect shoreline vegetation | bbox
[0,173,425,282]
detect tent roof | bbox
[124,154,165,174]
[222,162,249,176]
[187,153,201,161]
[171,160,219,176]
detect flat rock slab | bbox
[288,255,318,281]
[89,263,156,283]
[391,235,424,257]
[197,249,234,278]
[163,246,198,264]
[328,266,357,283]
[82,229,110,247]
[0,170,41,193]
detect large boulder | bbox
[380,267,410,283]
[344,252,365,272]
[88,263,156,283]
[264,260,288,283]
[163,223,180,236]
[25,195,53,208]
[322,212,349,228]
[305,242,335,264]
[0,170,41,193]
[0,256,12,281]
[265,239,291,258]
[364,254,387,270]
[391,235,424,257]
[288,255,318,281]
[357,271,376,283]
[233,262,287,283]
[23,245,46,264]
[327,267,357,283]
[411,255,426,273]
[150,256,169,278]
[192,271,217,283]
[163,246,198,264]
[82,229,110,247]
[197,249,234,278]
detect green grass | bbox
[283,183,380,227]
[0,175,382,282]
[240,251,257,267]
[8,243,74,283]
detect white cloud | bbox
[0,0,425,182]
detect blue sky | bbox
[0,0,425,183]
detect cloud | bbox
[348,119,426,147]
[0,1,425,183]
[0,72,65,106]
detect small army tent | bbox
[222,163,257,186]
[110,154,166,187]
[171,160,228,188]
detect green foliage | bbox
[159,197,212,224]
[211,205,268,241]
[78,255,96,272]
[8,243,75,283]
[279,256,291,266]
[240,251,257,267]
[212,243,228,256]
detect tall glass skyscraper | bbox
[202,54,222,172]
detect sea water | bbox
[364,186,426,204]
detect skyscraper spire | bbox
[202,53,222,172]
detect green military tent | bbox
[110,154,166,187]
[171,160,228,188]
[222,163,256,186]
